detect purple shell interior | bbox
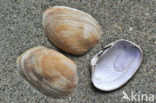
[92,40,142,91]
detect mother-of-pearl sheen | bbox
[91,40,143,91]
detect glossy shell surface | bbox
[91,40,143,91]
[43,6,102,55]
[17,46,78,97]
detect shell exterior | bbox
[91,39,143,91]
[42,6,102,55]
[17,46,78,97]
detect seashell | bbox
[42,6,102,55]
[17,46,78,97]
[91,39,143,91]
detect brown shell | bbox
[42,6,102,55]
[17,46,78,97]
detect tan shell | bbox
[42,6,102,55]
[17,46,78,97]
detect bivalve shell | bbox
[91,40,143,91]
[42,6,102,55]
[17,46,78,97]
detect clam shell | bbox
[91,39,143,91]
[42,6,102,55]
[17,46,78,97]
